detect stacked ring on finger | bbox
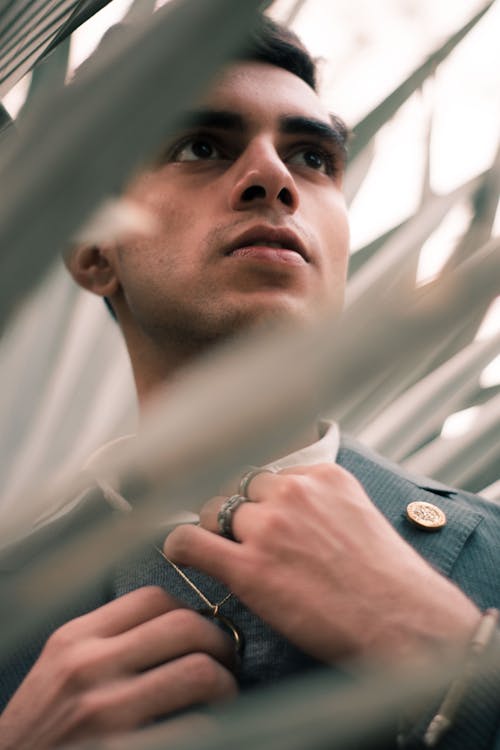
[238,466,276,498]
[217,494,250,540]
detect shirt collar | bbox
[34,420,340,529]
[265,419,339,472]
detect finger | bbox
[70,586,181,638]
[236,466,277,496]
[165,524,246,585]
[237,466,287,501]
[65,655,237,736]
[198,494,255,537]
[120,653,238,726]
[241,462,346,502]
[113,608,237,672]
[198,494,227,532]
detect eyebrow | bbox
[180,109,348,162]
[183,109,246,131]
[279,115,348,155]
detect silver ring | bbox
[238,466,275,498]
[217,494,250,540]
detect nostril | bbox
[278,188,293,207]
[241,185,266,202]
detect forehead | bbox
[196,61,332,130]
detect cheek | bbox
[315,195,350,272]
[126,173,199,237]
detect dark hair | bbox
[238,14,317,91]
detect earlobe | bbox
[65,245,119,298]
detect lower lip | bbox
[229,246,306,266]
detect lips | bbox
[225,226,309,262]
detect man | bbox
[1,14,499,750]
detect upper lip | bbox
[225,225,309,262]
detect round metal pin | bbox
[406,501,446,531]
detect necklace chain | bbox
[153,545,233,613]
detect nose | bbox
[229,140,299,214]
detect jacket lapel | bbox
[337,435,483,577]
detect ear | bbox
[64,245,119,298]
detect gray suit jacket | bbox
[1,434,500,748]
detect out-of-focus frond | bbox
[63,650,500,750]
[19,35,70,115]
[418,83,435,208]
[0,3,498,748]
[358,329,500,463]
[348,1,495,164]
[346,174,482,307]
[425,145,500,356]
[0,0,262,328]
[446,141,500,270]
[343,138,375,206]
[285,0,309,26]
[0,0,104,98]
[44,0,122,55]
[403,389,500,493]
[482,478,500,502]
[347,219,406,277]
[0,231,498,658]
[341,233,500,433]
[122,0,156,23]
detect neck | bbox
[120,316,322,466]
[122,324,217,409]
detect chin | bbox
[226,298,318,335]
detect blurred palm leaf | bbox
[18,33,69,114]
[0,0,262,327]
[347,0,495,163]
[0,0,113,97]
[359,328,500,463]
[0,1,499,749]
[347,218,406,277]
[446,141,500,270]
[404,388,500,492]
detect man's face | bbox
[113,61,350,345]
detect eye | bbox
[288,147,333,175]
[173,137,222,162]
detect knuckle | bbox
[308,462,366,498]
[183,652,222,692]
[258,506,292,538]
[164,524,195,558]
[55,643,102,691]
[44,620,81,653]
[135,585,172,610]
[269,475,308,507]
[337,469,367,501]
[311,462,339,481]
[169,608,205,636]
[334,464,361,487]
[215,669,239,700]
[72,692,116,732]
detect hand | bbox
[165,464,480,664]
[0,587,237,750]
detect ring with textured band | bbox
[217,494,251,540]
[238,466,276,498]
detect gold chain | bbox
[153,545,233,613]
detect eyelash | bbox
[165,134,340,178]
[166,134,227,162]
[288,144,338,177]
